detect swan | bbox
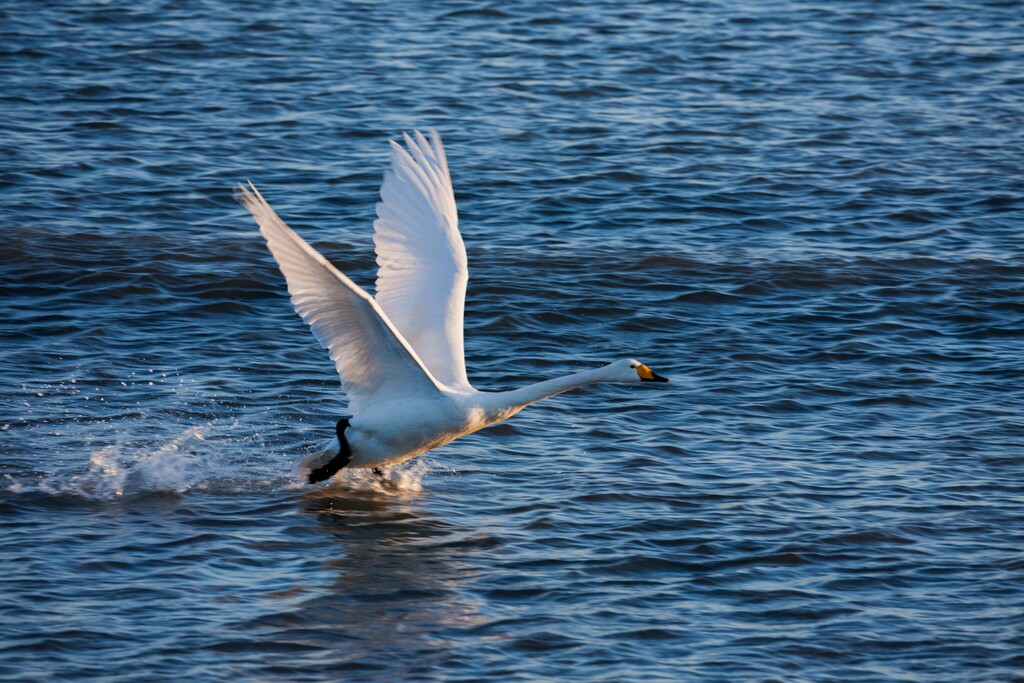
[236,130,668,484]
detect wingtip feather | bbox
[412,129,430,152]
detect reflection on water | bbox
[234,485,486,679]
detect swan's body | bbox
[237,130,668,482]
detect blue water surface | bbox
[2,1,1023,681]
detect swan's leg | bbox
[308,419,352,484]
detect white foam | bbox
[316,458,436,495]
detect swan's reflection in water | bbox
[244,480,488,678]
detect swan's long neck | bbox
[484,367,606,418]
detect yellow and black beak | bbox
[637,364,669,383]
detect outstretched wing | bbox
[373,130,471,390]
[237,182,444,415]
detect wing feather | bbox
[373,130,471,390]
[237,182,442,415]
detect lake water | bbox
[2,1,1023,681]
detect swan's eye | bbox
[630,364,637,368]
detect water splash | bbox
[315,458,438,495]
[1,424,225,500]
[4,415,443,501]
[69,425,211,498]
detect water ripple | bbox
[2,0,1023,681]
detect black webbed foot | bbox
[308,418,352,484]
[308,454,348,484]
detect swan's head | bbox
[606,358,669,383]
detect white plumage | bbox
[237,130,668,482]
[374,131,470,391]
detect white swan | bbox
[237,130,668,484]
